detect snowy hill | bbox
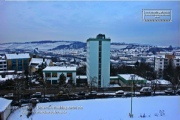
[8,96,180,120]
[0,41,84,51]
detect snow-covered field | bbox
[8,96,180,120]
[0,42,72,51]
[111,45,128,50]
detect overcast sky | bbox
[0,1,179,46]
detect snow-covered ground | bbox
[8,96,180,120]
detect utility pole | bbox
[129,74,135,118]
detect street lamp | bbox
[129,74,135,118]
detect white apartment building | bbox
[174,56,180,66]
[0,59,7,71]
[155,54,180,78]
[86,34,111,88]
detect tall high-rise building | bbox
[86,34,111,88]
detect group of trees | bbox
[163,59,180,91]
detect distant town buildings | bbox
[86,34,111,88]
[29,58,53,73]
[0,38,179,87]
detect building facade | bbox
[155,54,180,78]
[86,34,111,88]
[5,53,30,72]
[0,60,7,71]
[43,66,76,85]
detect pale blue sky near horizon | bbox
[0,1,179,46]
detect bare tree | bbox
[89,76,97,91]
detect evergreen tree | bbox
[59,73,66,86]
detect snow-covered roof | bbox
[155,55,165,59]
[118,74,146,80]
[152,79,171,85]
[0,97,12,112]
[5,53,30,59]
[43,66,76,72]
[29,58,52,66]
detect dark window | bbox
[99,63,101,69]
[46,80,51,84]
[99,75,101,80]
[52,73,57,77]
[67,73,72,77]
[18,66,22,71]
[12,60,16,65]
[45,73,51,77]
[52,80,57,84]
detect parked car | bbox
[87,91,97,98]
[30,98,39,103]
[164,88,174,95]
[19,99,29,104]
[140,87,152,96]
[4,93,14,98]
[31,92,42,98]
[115,90,124,94]
[176,89,180,95]
[115,90,124,96]
[11,101,19,106]
[59,94,70,101]
[40,98,51,103]
[78,91,86,99]
[124,92,132,97]
[90,91,97,95]
[69,94,79,100]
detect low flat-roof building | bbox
[43,66,76,85]
[0,97,12,120]
[109,74,147,87]
[118,74,147,86]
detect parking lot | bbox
[1,87,179,107]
